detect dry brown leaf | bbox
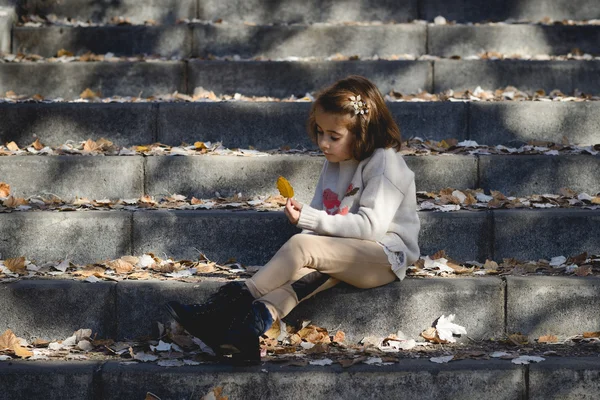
[484,260,499,270]
[0,329,33,358]
[0,182,10,197]
[136,145,150,152]
[83,139,101,152]
[194,141,207,150]
[591,197,600,205]
[538,335,558,343]
[107,259,134,274]
[31,138,44,150]
[583,331,600,338]
[5,257,26,274]
[57,49,74,57]
[574,266,592,277]
[305,343,329,354]
[6,141,19,151]
[421,326,446,343]
[508,333,529,345]
[3,196,27,208]
[263,319,281,340]
[338,356,368,368]
[332,330,345,343]
[80,88,99,99]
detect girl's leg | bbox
[245,234,398,319]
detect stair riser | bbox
[3,61,600,98]
[0,210,599,264]
[2,102,599,149]
[13,25,600,59]
[1,155,599,202]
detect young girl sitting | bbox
[165,74,420,364]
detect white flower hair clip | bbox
[349,95,369,115]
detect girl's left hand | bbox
[284,198,303,225]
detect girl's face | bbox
[314,107,355,163]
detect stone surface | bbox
[0,280,116,341]
[529,358,600,400]
[421,0,600,22]
[479,155,600,195]
[0,62,186,99]
[434,60,600,95]
[19,0,196,23]
[406,155,478,192]
[132,210,301,265]
[101,359,523,400]
[506,277,600,338]
[493,209,600,260]
[0,211,132,263]
[187,60,432,97]
[0,103,156,147]
[287,277,504,342]
[429,25,600,57]
[192,23,426,58]
[0,156,144,200]
[418,211,493,261]
[196,0,419,23]
[470,102,600,146]
[13,25,192,58]
[0,361,99,400]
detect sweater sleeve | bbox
[297,173,405,241]
[300,161,326,234]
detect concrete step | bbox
[15,0,197,24]
[5,358,600,400]
[0,208,599,264]
[12,23,600,59]
[2,275,600,343]
[11,0,600,24]
[2,101,600,148]
[1,154,599,202]
[3,60,600,98]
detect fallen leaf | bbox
[277,176,294,198]
[57,49,74,57]
[6,141,19,151]
[508,333,529,345]
[80,88,99,99]
[107,259,134,274]
[574,265,592,277]
[0,182,11,197]
[31,138,44,150]
[0,329,33,358]
[583,331,600,338]
[332,331,345,343]
[537,335,558,343]
[5,257,26,274]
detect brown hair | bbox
[307,75,402,161]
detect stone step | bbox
[11,0,600,23]
[1,154,599,202]
[4,358,600,400]
[2,276,600,343]
[2,60,600,99]
[2,101,599,148]
[0,208,599,264]
[12,23,600,58]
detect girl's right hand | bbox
[284,198,302,225]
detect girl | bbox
[165,75,420,364]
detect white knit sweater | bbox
[297,147,421,280]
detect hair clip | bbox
[349,95,369,115]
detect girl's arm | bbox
[296,173,405,241]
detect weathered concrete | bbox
[0,156,144,200]
[196,0,419,23]
[0,280,117,341]
[469,102,600,146]
[0,211,132,263]
[0,103,156,147]
[434,60,600,95]
[145,154,324,204]
[406,155,478,192]
[132,210,301,265]
[0,6,15,53]
[479,155,600,195]
[13,25,192,58]
[493,209,600,260]
[0,62,186,99]
[18,0,196,24]
[187,60,432,97]
[506,277,600,338]
[116,277,503,342]
[421,0,600,22]
[192,23,426,58]
[100,359,523,399]
[418,210,493,261]
[429,25,600,57]
[0,361,99,400]
[529,358,600,400]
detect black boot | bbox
[164,281,255,353]
[222,300,274,365]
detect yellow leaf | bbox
[6,141,19,151]
[194,141,207,150]
[5,257,26,274]
[591,197,600,205]
[0,182,10,197]
[31,138,44,150]
[57,49,74,57]
[80,88,99,99]
[276,176,294,198]
[135,145,150,152]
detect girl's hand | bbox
[284,198,303,225]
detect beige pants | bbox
[244,233,398,320]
